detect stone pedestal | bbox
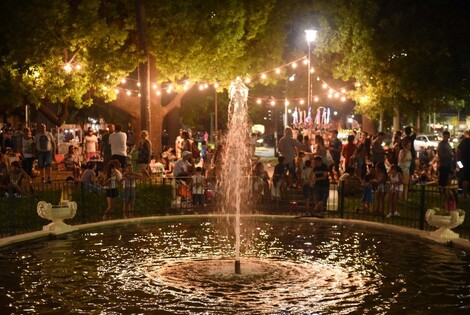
[425,209,465,240]
[37,200,77,234]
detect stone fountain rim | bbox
[1,214,469,250]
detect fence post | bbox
[419,184,426,230]
[339,181,345,218]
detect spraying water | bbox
[219,77,253,274]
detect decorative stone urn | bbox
[37,200,77,233]
[425,208,465,240]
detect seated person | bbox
[8,161,33,196]
[338,166,363,196]
[80,162,101,193]
[418,164,438,185]
[64,145,82,179]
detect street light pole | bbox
[305,29,317,107]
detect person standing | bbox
[398,139,413,200]
[437,130,454,188]
[328,130,343,181]
[175,129,184,159]
[101,124,114,174]
[34,123,55,184]
[83,128,99,161]
[136,130,152,179]
[20,127,35,177]
[278,127,302,186]
[108,124,127,168]
[457,130,470,197]
[371,132,386,166]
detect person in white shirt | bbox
[108,124,127,168]
[173,150,192,180]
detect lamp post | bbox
[305,29,317,107]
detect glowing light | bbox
[256,99,262,104]
[275,68,281,74]
[341,96,347,102]
[355,82,361,87]
[75,64,82,70]
[303,59,309,65]
[270,100,276,106]
[334,93,339,98]
[310,67,314,73]
[198,85,204,90]
[152,83,157,89]
[322,83,328,89]
[126,90,131,96]
[305,29,318,43]
[288,109,292,114]
[204,84,209,89]
[261,73,267,79]
[137,82,141,87]
[314,96,319,102]
[340,88,346,94]
[244,77,251,84]
[284,100,289,106]
[328,94,333,99]
[334,111,338,115]
[138,93,141,97]
[63,63,72,72]
[114,88,119,94]
[329,88,334,94]
[292,63,297,69]
[156,91,161,95]
[102,86,108,91]
[121,78,127,84]
[214,83,219,88]
[299,99,305,105]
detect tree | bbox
[313,0,470,125]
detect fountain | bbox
[219,77,253,274]
[37,185,77,234]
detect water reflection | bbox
[1,218,469,314]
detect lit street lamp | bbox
[305,29,317,107]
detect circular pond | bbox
[0,217,469,314]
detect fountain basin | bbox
[425,208,465,240]
[37,200,77,234]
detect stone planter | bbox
[37,200,77,234]
[425,209,465,240]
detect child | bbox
[372,162,387,215]
[102,162,122,220]
[190,166,206,208]
[271,156,287,202]
[122,164,142,218]
[387,165,404,218]
[312,155,329,213]
[300,159,314,212]
[444,188,458,211]
[360,174,373,213]
[64,145,82,179]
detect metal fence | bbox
[0,178,468,241]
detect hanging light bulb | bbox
[114,88,119,94]
[137,82,141,87]
[291,62,297,69]
[314,96,319,102]
[270,100,276,106]
[63,63,72,72]
[121,78,127,84]
[126,90,131,96]
[322,83,327,89]
[244,77,251,84]
[299,99,305,105]
[261,73,267,79]
[256,99,262,104]
[275,68,281,74]
[152,83,157,89]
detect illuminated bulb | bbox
[299,99,305,105]
[341,96,346,102]
[244,77,251,84]
[334,93,339,98]
[275,68,281,74]
[199,85,204,90]
[156,91,161,95]
[303,59,309,65]
[322,83,327,89]
[102,86,108,90]
[137,82,141,87]
[314,96,319,102]
[355,82,361,87]
[166,88,172,94]
[316,77,320,81]
[185,80,190,85]
[138,93,141,97]
[292,63,297,69]
[75,64,82,70]
[183,85,188,90]
[329,88,334,94]
[310,67,314,73]
[328,94,333,99]
[114,88,119,94]
[284,100,289,106]
[63,63,72,72]
[256,99,262,104]
[126,90,131,96]
[214,83,219,88]
[270,100,276,106]
[152,84,157,89]
[334,111,338,115]
[121,78,126,84]
[340,88,346,94]
[261,73,267,79]
[204,84,209,89]
[288,109,292,114]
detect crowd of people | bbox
[266,126,470,217]
[1,121,469,219]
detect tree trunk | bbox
[393,107,400,132]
